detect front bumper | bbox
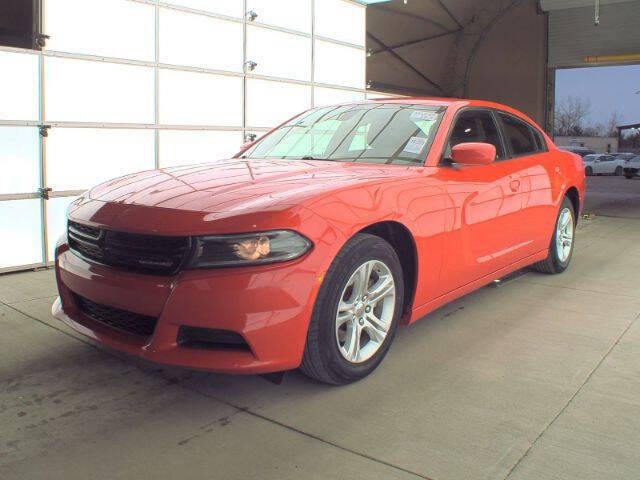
[52,239,327,374]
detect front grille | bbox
[75,294,158,337]
[68,221,191,275]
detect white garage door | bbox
[542,0,640,67]
[0,0,367,272]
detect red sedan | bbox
[52,98,585,384]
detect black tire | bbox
[531,196,576,274]
[615,166,623,176]
[300,233,404,385]
[585,166,593,176]
[625,173,634,179]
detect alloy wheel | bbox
[335,260,396,363]
[556,207,574,262]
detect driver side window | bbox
[443,110,505,163]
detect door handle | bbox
[509,179,520,192]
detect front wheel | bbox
[585,166,593,176]
[301,233,404,384]
[531,196,575,274]
[625,173,634,179]
[615,166,623,176]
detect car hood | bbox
[86,158,416,215]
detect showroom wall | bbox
[0,0,368,272]
[466,0,547,125]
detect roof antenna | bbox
[594,0,600,25]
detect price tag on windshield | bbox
[410,111,437,122]
[403,136,428,154]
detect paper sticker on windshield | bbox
[410,111,437,122]
[403,136,428,154]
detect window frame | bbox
[438,107,509,166]
[495,110,548,159]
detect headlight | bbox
[186,230,312,268]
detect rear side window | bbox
[498,113,537,156]
[532,128,547,151]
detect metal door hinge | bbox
[34,33,50,48]
[39,125,51,137]
[38,187,52,200]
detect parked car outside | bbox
[623,155,640,179]
[582,153,625,176]
[612,152,636,161]
[558,146,596,157]
[51,99,585,384]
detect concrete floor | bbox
[2,177,640,480]
[583,175,640,218]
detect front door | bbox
[434,109,532,295]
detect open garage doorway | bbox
[553,63,640,218]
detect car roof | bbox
[365,97,522,112]
[350,96,542,129]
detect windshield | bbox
[243,103,446,165]
[583,155,597,161]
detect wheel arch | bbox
[565,186,580,219]
[358,221,418,317]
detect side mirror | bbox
[451,142,496,165]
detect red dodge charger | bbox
[52,98,585,384]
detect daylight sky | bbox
[555,64,640,127]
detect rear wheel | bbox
[615,166,623,176]
[531,196,575,274]
[585,166,593,176]
[301,233,404,384]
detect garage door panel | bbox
[246,0,311,33]
[159,69,243,126]
[247,26,311,81]
[0,199,43,269]
[541,0,631,10]
[315,0,365,46]
[548,2,640,67]
[46,128,155,192]
[246,79,311,128]
[160,0,243,18]
[159,9,243,72]
[45,0,155,61]
[0,51,39,121]
[159,130,243,168]
[0,127,40,195]
[314,40,365,89]
[44,57,155,124]
[314,87,365,107]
